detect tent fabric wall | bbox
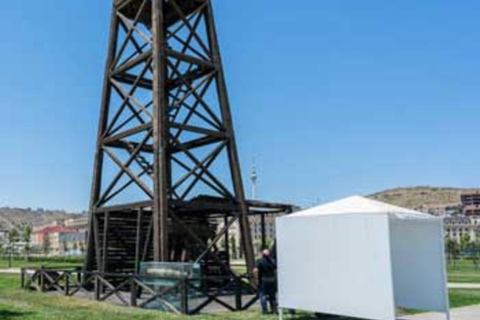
[276,196,449,320]
[389,218,448,312]
[277,214,396,320]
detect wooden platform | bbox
[114,0,206,29]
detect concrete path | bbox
[400,305,480,320]
[448,283,480,289]
[0,268,21,274]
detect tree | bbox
[460,233,472,253]
[446,237,460,265]
[253,239,262,255]
[22,224,33,261]
[72,242,78,253]
[219,237,227,251]
[79,242,85,255]
[230,236,237,260]
[63,241,69,256]
[43,236,51,257]
[265,237,274,250]
[469,241,480,271]
[8,229,19,268]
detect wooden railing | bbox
[20,268,258,315]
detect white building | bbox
[444,216,479,242]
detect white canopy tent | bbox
[276,196,450,320]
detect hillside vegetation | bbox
[1,186,479,230]
[369,186,480,210]
[0,207,84,230]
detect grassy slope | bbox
[0,259,480,319]
[0,275,281,320]
[368,186,480,209]
[0,208,83,230]
[0,257,83,270]
[450,290,480,309]
[447,260,480,284]
[1,274,480,320]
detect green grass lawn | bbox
[450,289,480,308]
[233,259,480,284]
[3,256,480,283]
[0,256,83,270]
[448,259,480,283]
[1,273,480,320]
[0,258,479,320]
[222,259,480,284]
[0,274,271,320]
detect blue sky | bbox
[1,0,480,211]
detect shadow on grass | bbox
[292,315,357,320]
[286,314,354,320]
[0,310,31,319]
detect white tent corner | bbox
[276,195,450,320]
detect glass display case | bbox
[139,262,201,311]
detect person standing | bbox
[253,249,277,315]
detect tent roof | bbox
[284,195,433,219]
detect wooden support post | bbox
[235,277,242,311]
[77,267,82,286]
[84,1,119,273]
[204,0,256,280]
[224,216,230,265]
[135,209,143,273]
[92,214,101,273]
[20,268,25,289]
[102,212,110,273]
[40,267,45,292]
[130,276,138,307]
[65,273,70,296]
[261,213,266,250]
[95,274,100,301]
[151,0,170,263]
[180,278,189,314]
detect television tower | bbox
[251,163,257,200]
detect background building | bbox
[0,230,6,242]
[30,216,89,256]
[33,226,77,255]
[60,232,87,255]
[444,216,478,242]
[443,192,480,243]
[461,193,480,215]
[64,217,88,232]
[32,221,61,233]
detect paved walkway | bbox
[400,304,480,320]
[448,283,480,289]
[0,268,21,274]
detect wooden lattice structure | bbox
[85,0,291,279]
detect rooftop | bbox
[34,226,77,234]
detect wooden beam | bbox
[152,0,170,262]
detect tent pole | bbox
[279,307,284,320]
[439,219,451,320]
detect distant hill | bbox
[368,186,480,210]
[0,207,85,230]
[1,186,478,230]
